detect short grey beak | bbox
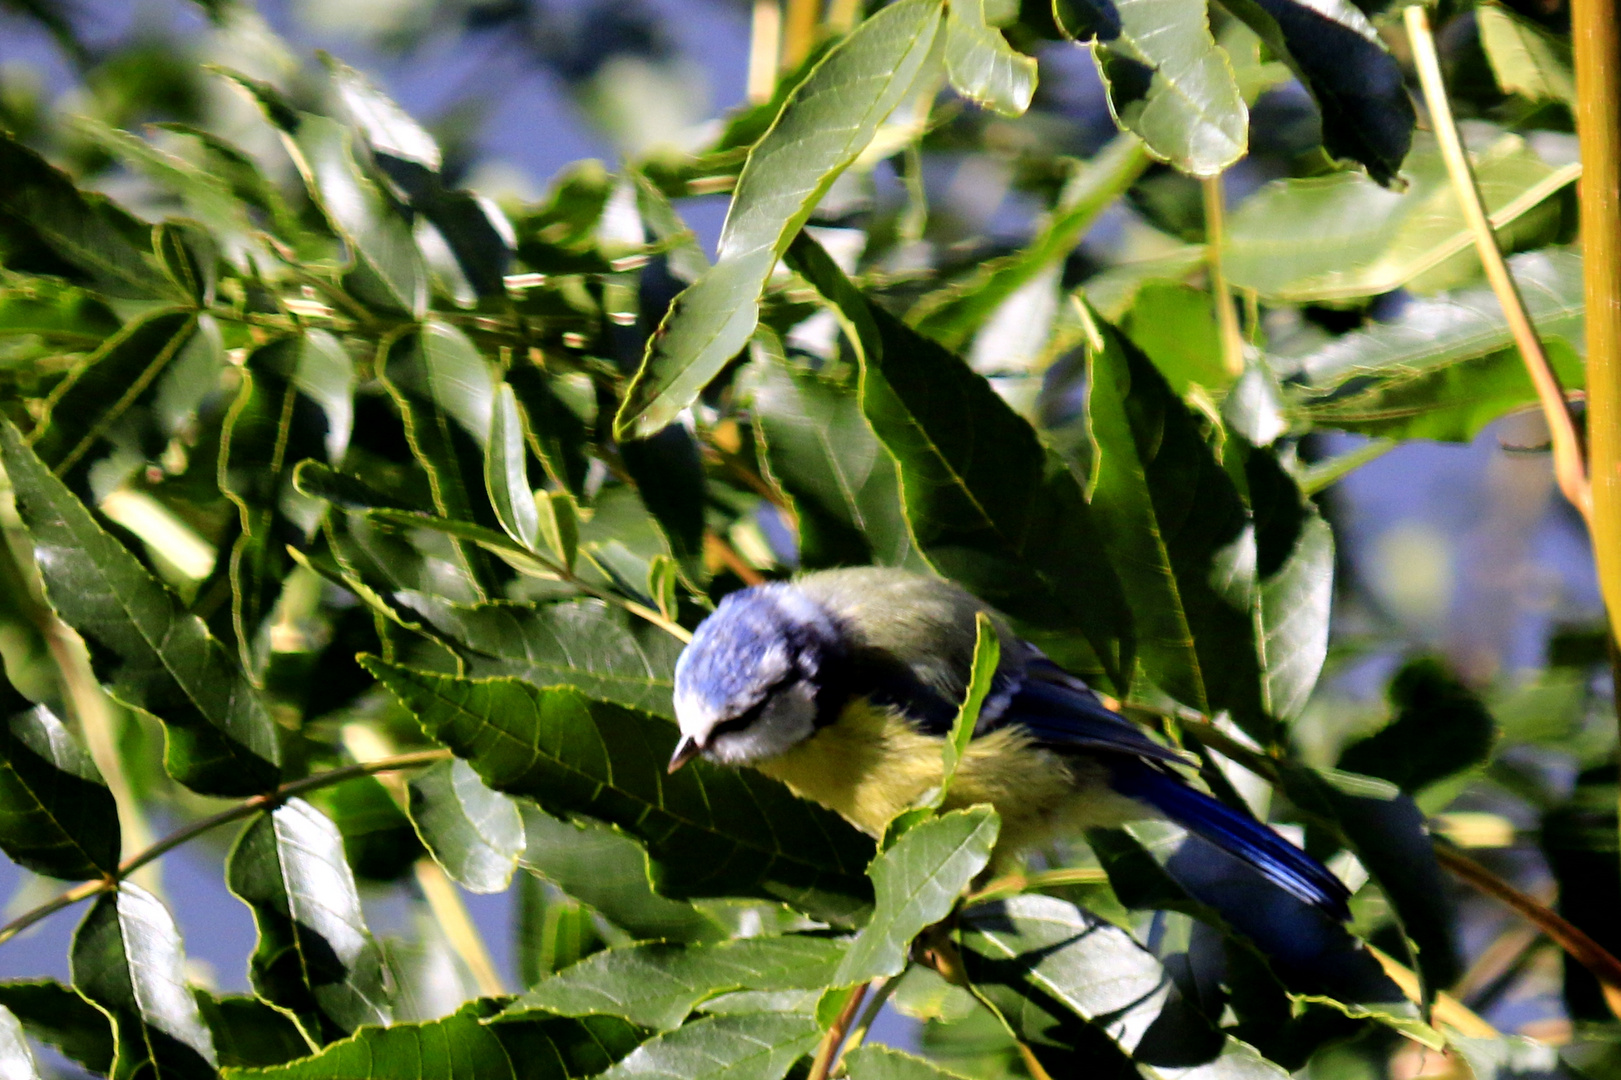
[668,735,702,774]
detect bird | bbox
[667,566,1352,924]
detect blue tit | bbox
[669,567,1350,921]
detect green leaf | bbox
[0,980,115,1075]
[308,774,424,883]
[518,806,726,945]
[30,308,197,473]
[742,344,921,571]
[1118,281,1227,395]
[1223,132,1578,302]
[787,232,1134,691]
[1336,657,1496,795]
[0,279,119,350]
[1093,0,1246,177]
[225,999,644,1080]
[487,383,541,552]
[365,661,877,922]
[619,426,707,570]
[908,136,1149,350]
[408,598,683,719]
[0,131,177,300]
[1255,505,1333,723]
[225,798,391,1042]
[1084,312,1263,728]
[615,0,944,437]
[0,420,282,796]
[518,875,606,985]
[221,331,355,676]
[279,113,427,317]
[1211,0,1414,184]
[1286,248,1585,441]
[595,1012,819,1080]
[501,936,844,1030]
[195,993,317,1071]
[0,703,120,880]
[325,55,441,171]
[407,758,525,894]
[945,0,1037,116]
[0,1005,42,1080]
[961,894,1288,1079]
[380,322,504,595]
[843,1045,969,1080]
[1477,1,1575,104]
[71,885,218,1080]
[836,806,1000,985]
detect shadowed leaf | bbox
[0,703,120,880]
[595,1012,820,1080]
[0,421,281,796]
[0,980,115,1076]
[365,661,877,922]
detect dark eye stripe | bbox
[708,690,775,738]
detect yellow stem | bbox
[1367,946,1499,1039]
[1405,6,1592,526]
[747,0,783,103]
[413,858,506,998]
[1202,174,1245,379]
[781,0,821,70]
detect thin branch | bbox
[835,975,895,1064]
[1202,174,1245,379]
[1432,844,1621,1018]
[807,981,869,1080]
[704,531,766,586]
[0,749,451,948]
[1404,6,1592,525]
[781,0,820,71]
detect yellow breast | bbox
[753,699,1145,862]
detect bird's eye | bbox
[708,695,771,738]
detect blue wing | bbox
[990,656,1352,920]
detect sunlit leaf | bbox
[615,0,944,437]
[407,758,525,894]
[1224,132,1578,301]
[945,0,1037,116]
[226,798,391,1042]
[365,661,877,922]
[0,1004,42,1080]
[1477,1,1575,105]
[502,936,843,1030]
[962,894,1287,1079]
[594,1012,820,1080]
[487,383,541,552]
[835,807,999,985]
[71,885,218,1080]
[843,1045,968,1080]
[0,421,281,796]
[1093,0,1246,176]
[1285,248,1585,441]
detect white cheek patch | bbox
[673,688,718,742]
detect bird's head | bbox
[669,583,845,772]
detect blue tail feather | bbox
[1109,762,1352,921]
